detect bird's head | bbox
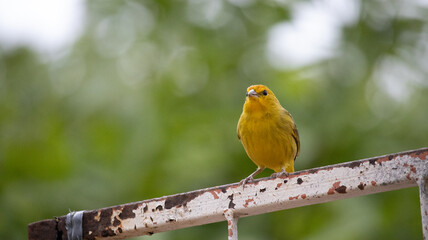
[243,84,281,114]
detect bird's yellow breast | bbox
[238,109,297,173]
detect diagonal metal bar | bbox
[28,148,428,240]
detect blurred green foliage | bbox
[0,0,427,239]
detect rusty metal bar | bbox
[224,209,238,240]
[28,148,428,240]
[418,177,428,239]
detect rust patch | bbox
[377,157,390,164]
[165,192,199,209]
[156,205,163,211]
[84,208,114,239]
[101,227,116,237]
[410,165,417,173]
[403,163,409,167]
[228,194,235,209]
[297,178,303,184]
[335,185,347,194]
[301,194,307,199]
[230,184,243,189]
[306,168,321,174]
[228,227,233,237]
[328,181,341,195]
[371,181,376,186]
[243,198,254,208]
[275,183,282,190]
[113,216,121,227]
[347,161,363,169]
[210,189,222,199]
[406,173,412,180]
[333,181,341,188]
[119,204,137,219]
[210,191,219,199]
[369,158,378,166]
[289,195,299,200]
[358,182,365,190]
[28,219,60,240]
[409,148,428,160]
[287,171,310,179]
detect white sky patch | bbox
[266,0,360,69]
[0,0,85,58]
[186,0,231,29]
[373,55,421,102]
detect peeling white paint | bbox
[27,148,428,240]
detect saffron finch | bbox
[237,84,300,185]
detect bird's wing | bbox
[292,123,300,160]
[283,109,300,160]
[237,120,241,140]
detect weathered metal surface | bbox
[418,178,428,240]
[28,148,428,240]
[224,209,238,240]
[28,219,58,240]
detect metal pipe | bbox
[28,148,428,240]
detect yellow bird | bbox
[237,84,300,185]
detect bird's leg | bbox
[271,167,289,178]
[240,167,265,188]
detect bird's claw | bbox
[239,176,254,188]
[271,170,289,178]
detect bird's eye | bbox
[262,90,267,96]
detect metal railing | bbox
[28,148,428,240]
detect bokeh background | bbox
[1,0,427,239]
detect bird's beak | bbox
[246,89,258,98]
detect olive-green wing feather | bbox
[237,118,241,140]
[283,109,300,161]
[292,124,300,160]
